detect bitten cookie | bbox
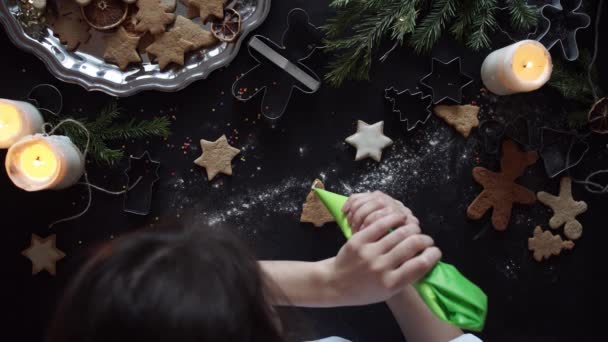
[537,177,587,240]
[300,179,336,227]
[528,226,574,261]
[467,140,538,230]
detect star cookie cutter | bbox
[420,57,473,104]
[123,151,161,215]
[539,127,590,178]
[231,8,322,122]
[384,87,433,131]
[535,0,591,61]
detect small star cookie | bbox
[537,177,587,240]
[22,234,66,275]
[103,27,141,70]
[50,11,91,51]
[433,104,480,138]
[186,0,228,22]
[345,120,393,162]
[135,0,176,35]
[194,135,240,181]
[528,226,574,261]
[171,16,218,50]
[146,35,194,70]
[301,179,336,227]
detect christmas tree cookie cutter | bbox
[535,0,591,61]
[539,127,589,178]
[420,57,473,104]
[123,151,161,215]
[231,8,322,122]
[384,86,433,131]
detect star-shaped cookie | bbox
[345,120,393,162]
[186,0,227,22]
[135,0,176,35]
[537,177,587,240]
[104,27,141,70]
[146,35,194,70]
[171,16,218,50]
[300,179,336,227]
[194,135,240,181]
[528,226,575,261]
[22,234,66,275]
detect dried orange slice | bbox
[211,8,241,42]
[81,0,129,31]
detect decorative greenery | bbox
[49,101,171,166]
[323,0,538,86]
[549,51,605,128]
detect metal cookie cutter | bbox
[384,87,432,131]
[535,0,591,61]
[123,151,161,215]
[539,127,590,178]
[231,8,322,122]
[420,57,473,104]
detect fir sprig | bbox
[323,0,539,86]
[49,101,171,166]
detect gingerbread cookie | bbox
[49,8,91,50]
[433,104,480,138]
[186,0,227,22]
[467,140,538,230]
[103,27,141,70]
[528,226,574,261]
[194,135,240,181]
[537,177,587,240]
[345,120,393,162]
[134,0,176,35]
[171,16,218,50]
[21,234,66,275]
[301,179,336,227]
[146,35,194,70]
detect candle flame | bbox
[524,61,534,69]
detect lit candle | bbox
[5,134,85,191]
[0,99,44,149]
[481,40,552,95]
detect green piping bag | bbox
[314,188,488,332]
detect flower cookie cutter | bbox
[123,151,161,215]
[420,57,473,104]
[384,86,433,131]
[231,8,322,122]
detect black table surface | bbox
[2,0,606,341]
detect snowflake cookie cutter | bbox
[420,57,473,104]
[539,127,590,178]
[123,151,161,216]
[384,87,432,131]
[231,8,322,122]
[535,0,591,61]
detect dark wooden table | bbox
[2,0,605,340]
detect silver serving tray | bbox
[0,0,271,96]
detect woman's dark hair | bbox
[47,226,286,342]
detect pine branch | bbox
[508,0,537,31]
[549,51,601,105]
[410,0,456,54]
[466,0,498,50]
[100,116,171,141]
[450,0,476,41]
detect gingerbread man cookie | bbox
[528,226,574,261]
[467,140,538,231]
[537,177,587,240]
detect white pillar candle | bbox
[0,99,44,149]
[5,134,85,191]
[481,40,552,95]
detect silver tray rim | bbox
[0,0,271,97]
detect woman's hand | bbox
[318,192,441,306]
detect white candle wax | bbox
[481,40,552,95]
[5,134,85,191]
[0,99,44,149]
